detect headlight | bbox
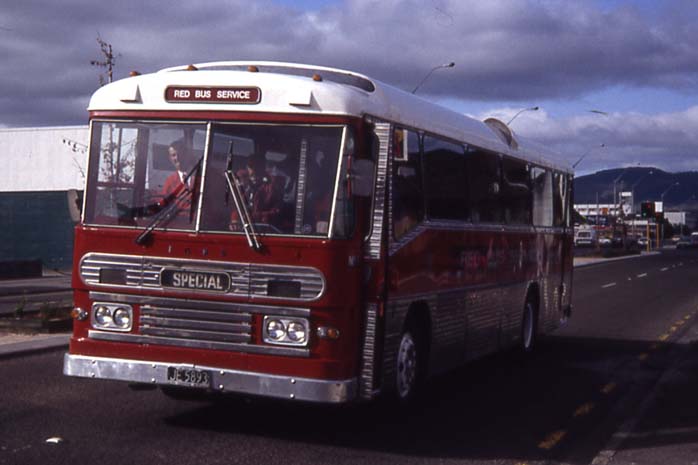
[266,319,286,340]
[94,306,113,325]
[286,321,307,343]
[263,316,309,346]
[91,303,133,332]
[113,307,132,328]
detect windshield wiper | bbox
[224,142,262,251]
[134,157,202,245]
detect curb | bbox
[0,334,70,359]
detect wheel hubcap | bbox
[523,303,534,349]
[397,332,417,398]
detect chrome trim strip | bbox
[194,122,212,232]
[294,138,309,234]
[64,353,356,403]
[89,291,311,317]
[365,122,390,260]
[81,121,94,223]
[80,252,326,302]
[328,126,348,239]
[88,330,309,357]
[359,303,378,399]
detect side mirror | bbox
[349,159,375,197]
[67,189,82,222]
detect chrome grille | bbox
[140,305,252,345]
[79,253,325,301]
[88,292,310,357]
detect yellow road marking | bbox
[573,402,595,417]
[659,334,670,341]
[538,430,566,450]
[638,353,649,361]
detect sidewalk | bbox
[0,271,72,358]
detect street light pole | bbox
[411,62,455,94]
[507,106,539,126]
[660,182,679,245]
[572,143,605,169]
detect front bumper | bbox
[63,353,357,403]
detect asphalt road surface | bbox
[3,249,698,465]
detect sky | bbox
[2,0,698,175]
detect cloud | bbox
[482,106,698,173]
[2,0,698,172]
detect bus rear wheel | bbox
[521,298,538,352]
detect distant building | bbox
[665,211,698,230]
[574,203,621,217]
[0,126,88,270]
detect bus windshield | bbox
[83,121,352,238]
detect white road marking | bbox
[636,273,648,278]
[661,267,669,272]
[602,282,617,289]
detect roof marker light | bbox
[312,73,323,82]
[186,64,198,71]
[248,65,259,72]
[129,71,141,77]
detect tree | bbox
[90,35,118,86]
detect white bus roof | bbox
[88,61,571,174]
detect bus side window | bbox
[531,167,553,227]
[392,128,423,239]
[553,172,570,227]
[466,147,502,223]
[501,156,532,224]
[423,135,469,222]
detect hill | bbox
[574,167,698,211]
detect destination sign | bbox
[161,269,230,292]
[165,86,261,104]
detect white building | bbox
[0,126,89,271]
[0,126,88,192]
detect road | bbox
[2,250,698,465]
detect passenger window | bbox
[465,147,502,223]
[392,128,423,239]
[531,167,553,227]
[423,135,468,221]
[553,173,570,227]
[501,157,531,224]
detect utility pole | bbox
[90,35,118,86]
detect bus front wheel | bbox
[395,326,425,402]
[521,297,538,352]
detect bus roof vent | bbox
[484,118,518,150]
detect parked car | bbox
[574,230,596,247]
[599,237,612,247]
[676,236,695,249]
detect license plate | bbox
[166,367,211,387]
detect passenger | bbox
[230,153,285,230]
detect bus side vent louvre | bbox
[359,303,379,399]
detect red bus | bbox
[64,61,573,403]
